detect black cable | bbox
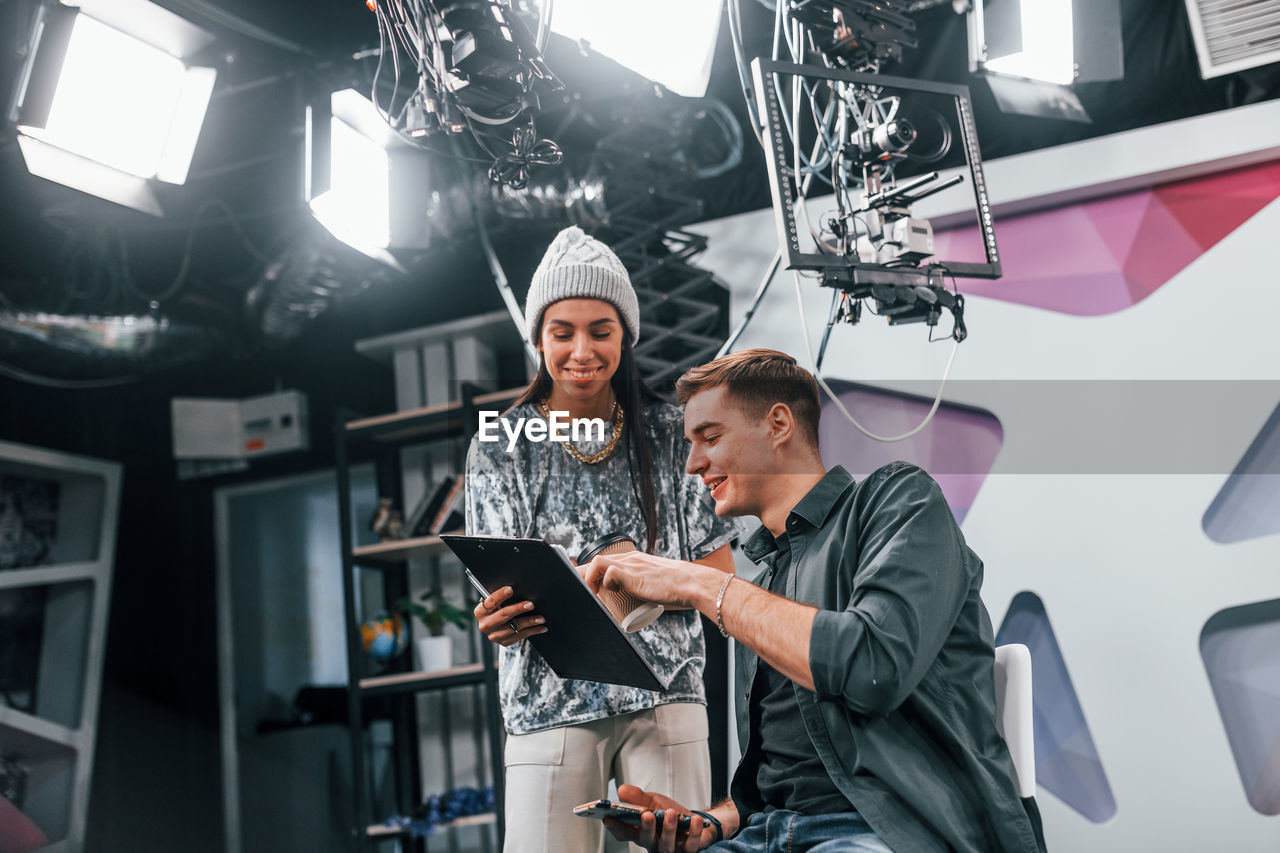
[370,9,392,118]
[368,0,556,177]
[486,123,561,188]
[726,0,764,137]
[942,266,967,343]
[815,287,840,371]
[373,9,407,126]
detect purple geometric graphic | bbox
[1200,598,1280,816]
[1203,401,1280,544]
[996,591,1117,823]
[932,159,1280,316]
[818,379,1002,524]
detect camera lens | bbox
[874,118,916,154]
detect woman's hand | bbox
[471,585,548,646]
[602,785,714,853]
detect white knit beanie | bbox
[524,226,640,345]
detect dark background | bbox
[0,1,1276,849]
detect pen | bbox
[466,569,522,639]
[464,568,492,601]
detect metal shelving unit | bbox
[335,386,521,851]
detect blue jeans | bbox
[709,810,892,853]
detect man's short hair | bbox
[675,348,821,449]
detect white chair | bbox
[993,643,1036,798]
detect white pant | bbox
[502,703,711,853]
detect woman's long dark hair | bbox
[513,333,663,552]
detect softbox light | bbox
[8,0,217,215]
[966,0,1123,122]
[306,88,434,264]
[550,0,725,98]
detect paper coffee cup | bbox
[578,532,664,633]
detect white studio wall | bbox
[691,101,1280,851]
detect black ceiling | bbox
[0,0,1276,387]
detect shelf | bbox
[336,359,510,849]
[0,705,80,756]
[0,440,119,853]
[358,663,491,698]
[0,708,79,791]
[0,561,104,590]
[366,810,497,838]
[345,387,522,445]
[352,530,464,566]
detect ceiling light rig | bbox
[365,0,564,189]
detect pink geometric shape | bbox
[817,380,1003,524]
[929,222,988,265]
[1119,195,1202,304]
[951,259,1138,318]
[1084,191,1153,267]
[931,158,1280,316]
[998,205,1127,278]
[1156,161,1280,251]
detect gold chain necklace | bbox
[537,397,624,464]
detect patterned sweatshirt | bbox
[465,400,741,735]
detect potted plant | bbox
[395,588,470,673]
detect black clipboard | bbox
[440,534,666,692]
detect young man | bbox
[583,348,1046,853]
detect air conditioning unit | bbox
[1184,0,1280,78]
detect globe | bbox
[360,612,408,660]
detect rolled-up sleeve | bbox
[808,465,974,717]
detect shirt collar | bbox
[742,526,776,563]
[741,466,855,563]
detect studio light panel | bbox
[306,88,433,263]
[981,0,1076,86]
[550,0,724,98]
[310,113,393,253]
[21,15,212,182]
[9,0,217,213]
[966,0,1123,122]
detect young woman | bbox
[465,226,738,853]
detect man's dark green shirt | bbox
[729,463,1046,853]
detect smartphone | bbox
[573,799,692,832]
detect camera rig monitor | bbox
[750,58,1000,336]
